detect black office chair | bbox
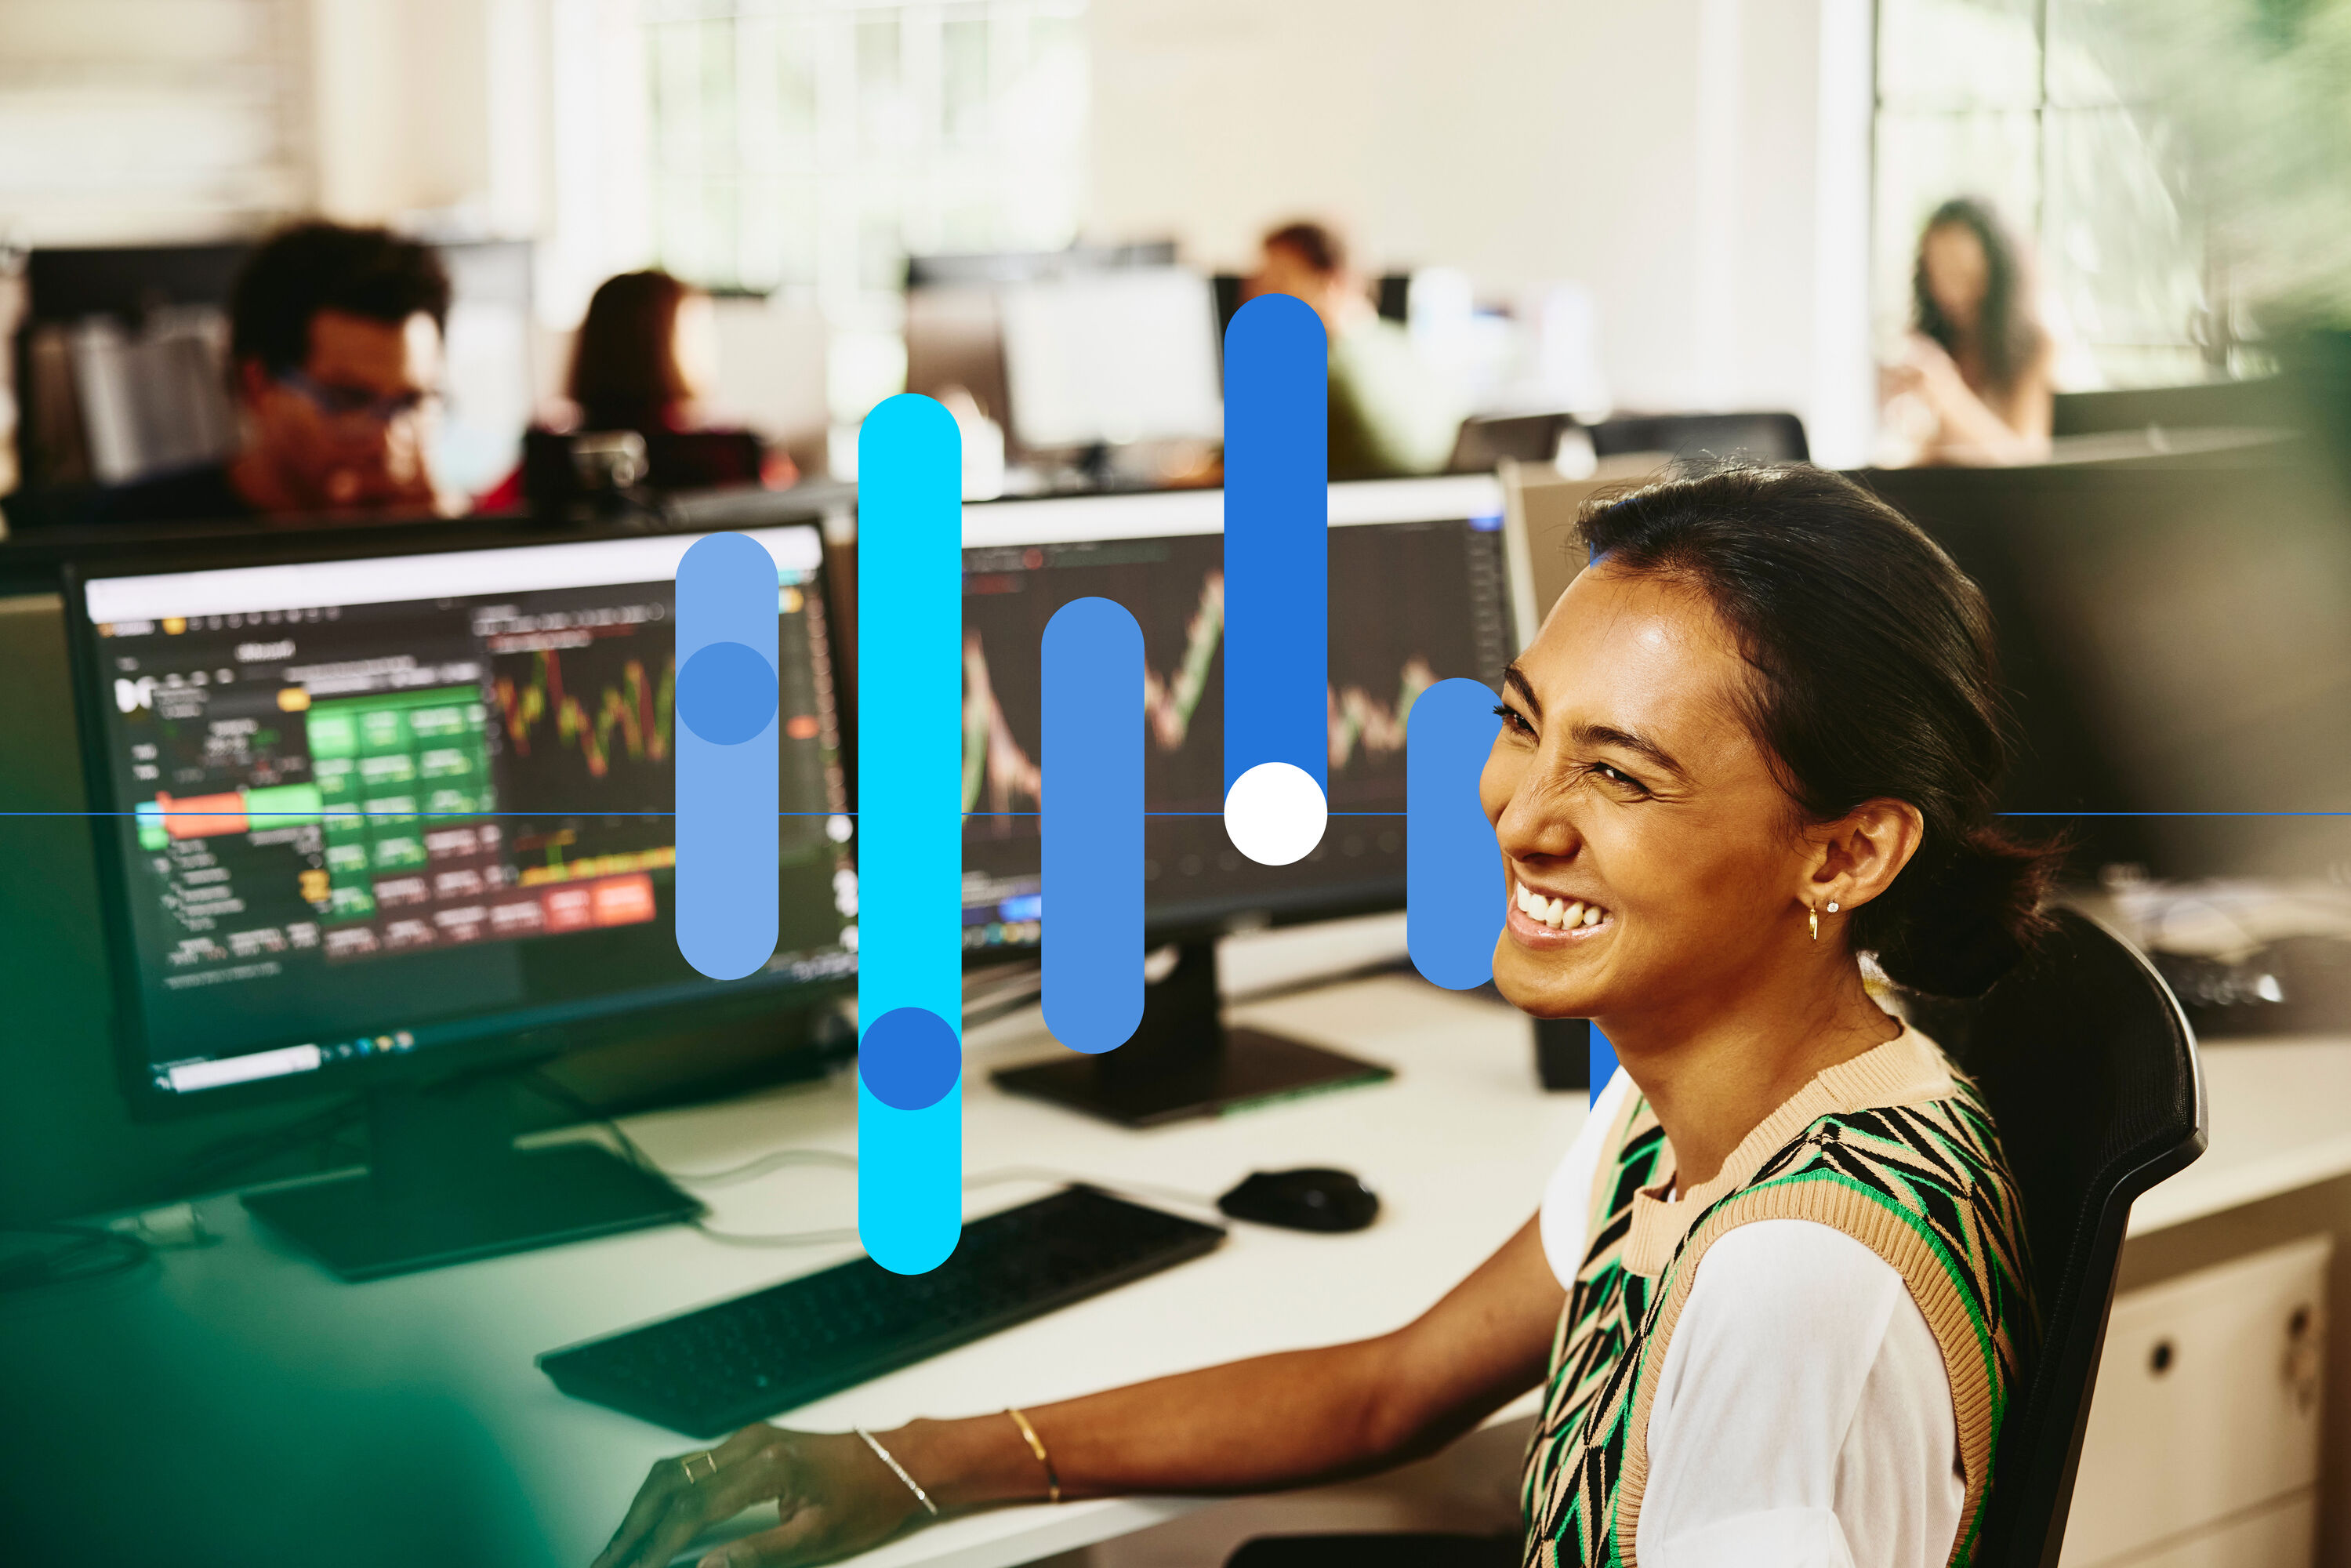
[1224,909,2202,1568]
[1906,906,2207,1567]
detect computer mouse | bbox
[1217,1167,1380,1233]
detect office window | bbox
[1874,0,2229,388]
[0,0,310,245]
[640,0,1090,416]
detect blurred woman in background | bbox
[1881,198,2056,466]
[511,269,791,509]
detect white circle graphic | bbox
[1222,761,1330,866]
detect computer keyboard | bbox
[538,1185,1227,1437]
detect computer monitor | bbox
[958,476,1515,1123]
[1856,460,2351,884]
[996,267,1224,453]
[65,523,855,1278]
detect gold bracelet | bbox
[1004,1406,1061,1504]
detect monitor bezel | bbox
[61,517,855,1123]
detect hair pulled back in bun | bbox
[1575,459,2060,996]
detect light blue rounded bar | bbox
[1042,597,1144,1052]
[675,532,780,980]
[1406,677,1504,989]
[856,394,963,1274]
[1222,293,1328,794]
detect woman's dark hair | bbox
[569,270,697,429]
[1263,220,1346,277]
[1913,196,2045,398]
[228,221,451,383]
[1576,460,2061,996]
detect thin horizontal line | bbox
[3,809,1417,820]
[2001,811,2351,818]
[3,809,2338,821]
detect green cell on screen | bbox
[426,788,482,815]
[409,703,473,739]
[362,794,418,826]
[314,755,356,801]
[328,884,376,920]
[359,753,418,786]
[242,782,324,829]
[418,747,474,779]
[325,842,369,873]
[359,709,411,753]
[372,835,427,870]
[307,711,359,757]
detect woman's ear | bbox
[1804,798,1925,914]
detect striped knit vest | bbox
[1519,1026,2034,1568]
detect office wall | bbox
[1085,0,1876,463]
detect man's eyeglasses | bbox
[277,368,441,425]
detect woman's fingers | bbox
[693,1510,829,1568]
[591,1457,688,1568]
[594,1428,794,1568]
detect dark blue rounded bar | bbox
[1406,677,1505,989]
[1041,597,1144,1052]
[1221,293,1328,795]
[860,1006,963,1112]
[675,532,780,980]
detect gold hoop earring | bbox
[1809,906,1819,942]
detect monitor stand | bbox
[992,938,1394,1127]
[241,1075,701,1282]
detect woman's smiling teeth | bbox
[1515,880,1609,931]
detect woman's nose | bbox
[1496,768,1582,862]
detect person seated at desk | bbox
[505,269,793,509]
[95,222,454,522]
[1879,198,2056,467]
[1245,220,1462,481]
[597,462,2050,1568]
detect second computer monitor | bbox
[959,476,1515,952]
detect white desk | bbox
[15,960,2351,1568]
[0,971,1579,1568]
[2127,1034,2351,1237]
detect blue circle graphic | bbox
[860,1007,962,1111]
[677,640,778,746]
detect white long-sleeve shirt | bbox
[1537,1070,1967,1568]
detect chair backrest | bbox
[1905,908,2207,1568]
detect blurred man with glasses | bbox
[96,222,454,522]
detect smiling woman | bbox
[593,462,2052,1568]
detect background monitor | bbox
[1859,460,2351,884]
[960,476,1515,1123]
[996,267,1224,452]
[67,524,854,1276]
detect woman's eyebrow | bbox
[1502,664,1541,717]
[1571,720,1689,781]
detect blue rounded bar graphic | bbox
[857,393,964,1275]
[1041,597,1144,1053]
[675,532,781,981]
[1221,294,1330,866]
[1406,677,1505,989]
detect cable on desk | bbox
[0,1222,152,1294]
[521,1070,862,1249]
[518,1073,1229,1247]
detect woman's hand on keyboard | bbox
[592,1425,920,1568]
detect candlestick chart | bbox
[960,518,1511,848]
